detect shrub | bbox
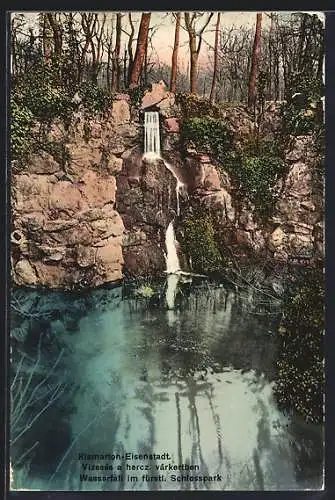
[181,213,223,273]
[13,61,73,124]
[274,266,324,423]
[176,92,222,119]
[136,284,154,298]
[181,117,233,159]
[10,98,34,160]
[282,75,324,136]
[11,58,114,164]
[77,81,113,115]
[223,149,287,219]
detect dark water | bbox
[10,281,324,491]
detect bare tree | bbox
[170,12,181,93]
[114,13,122,91]
[248,12,262,107]
[209,12,221,103]
[184,12,213,93]
[79,13,98,82]
[46,13,63,59]
[129,13,151,87]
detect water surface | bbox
[10,282,324,491]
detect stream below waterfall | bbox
[10,281,324,491]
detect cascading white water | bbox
[144,111,161,156]
[164,161,185,217]
[166,274,180,312]
[143,111,186,310]
[165,221,181,274]
[165,222,181,311]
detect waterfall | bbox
[164,161,185,217]
[165,224,181,310]
[165,221,181,274]
[144,111,160,156]
[166,274,180,311]
[142,111,187,310]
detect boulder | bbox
[112,100,130,125]
[203,165,221,191]
[269,227,285,251]
[141,81,168,109]
[13,175,50,213]
[164,117,180,133]
[28,151,61,175]
[14,259,38,286]
[107,154,123,174]
[76,246,96,268]
[49,181,86,213]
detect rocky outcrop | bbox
[269,135,324,262]
[11,90,324,289]
[141,81,177,117]
[179,135,323,264]
[116,147,179,278]
[12,168,124,288]
[11,102,137,289]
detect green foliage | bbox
[223,147,287,218]
[181,117,233,159]
[129,84,151,108]
[136,284,155,298]
[181,116,287,220]
[11,57,113,163]
[77,81,113,115]
[284,267,324,333]
[10,98,34,160]
[287,74,324,102]
[275,266,324,423]
[181,212,223,273]
[282,103,321,136]
[13,60,73,123]
[282,75,324,136]
[176,92,222,119]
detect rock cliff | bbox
[11,83,324,288]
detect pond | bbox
[9,280,324,491]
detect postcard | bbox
[8,10,325,492]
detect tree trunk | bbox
[248,13,262,108]
[127,13,135,85]
[129,13,151,87]
[185,13,198,93]
[123,49,128,88]
[189,44,198,93]
[170,13,181,92]
[210,12,221,103]
[185,12,213,94]
[115,13,122,91]
[46,13,62,59]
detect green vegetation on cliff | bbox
[11,59,112,164]
[181,116,233,159]
[180,211,224,273]
[275,266,324,423]
[223,143,287,219]
[180,111,287,219]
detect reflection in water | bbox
[10,284,324,491]
[166,274,180,311]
